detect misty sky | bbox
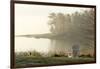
[15,3,90,35]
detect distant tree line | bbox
[48,9,95,47]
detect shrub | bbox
[15,50,42,57]
[50,52,68,57]
[79,54,92,58]
[28,50,42,57]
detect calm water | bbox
[15,37,50,53]
[15,37,94,55]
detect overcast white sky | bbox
[15,4,90,35]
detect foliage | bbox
[48,9,95,47]
[79,54,93,58]
[15,50,42,57]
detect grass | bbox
[15,51,95,68]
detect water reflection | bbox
[15,37,94,56]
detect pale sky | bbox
[15,4,90,35]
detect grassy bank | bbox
[15,51,95,68]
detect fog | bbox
[15,4,95,56]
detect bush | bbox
[29,50,42,57]
[79,54,92,58]
[51,52,68,57]
[15,50,42,57]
